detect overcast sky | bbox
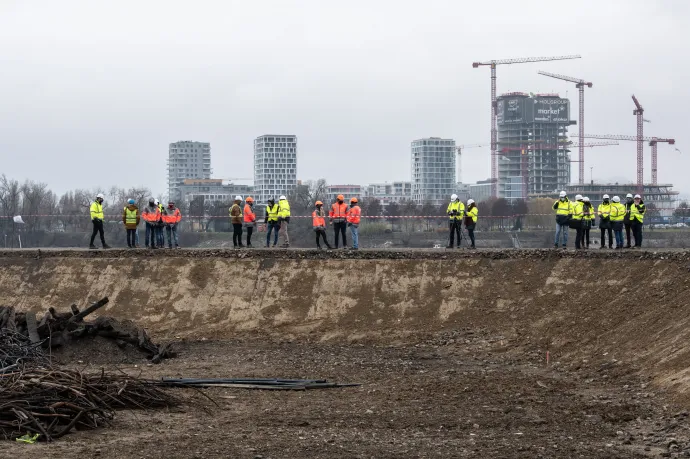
[1,0,688,197]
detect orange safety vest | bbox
[161,207,181,224]
[312,210,326,228]
[330,202,349,222]
[347,206,361,225]
[142,205,160,223]
[243,204,256,223]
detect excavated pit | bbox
[1,248,690,458]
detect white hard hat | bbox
[154,199,160,205]
[626,193,633,198]
[634,194,641,199]
[450,194,458,201]
[612,196,621,202]
[559,191,566,198]
[467,199,475,205]
[235,195,243,201]
[96,193,104,199]
[583,197,590,202]
[603,194,610,199]
[575,194,583,201]
[279,195,287,200]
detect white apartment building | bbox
[411,137,456,207]
[254,135,297,203]
[167,141,211,201]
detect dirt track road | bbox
[3,332,687,459]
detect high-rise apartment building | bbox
[411,137,456,207]
[167,141,211,201]
[254,135,297,203]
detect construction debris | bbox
[0,297,175,363]
[157,377,361,391]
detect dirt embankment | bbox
[1,249,690,400]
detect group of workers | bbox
[231,193,362,250]
[553,192,646,249]
[89,194,181,249]
[446,194,479,249]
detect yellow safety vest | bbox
[446,201,465,221]
[597,203,612,219]
[630,203,645,223]
[571,201,584,220]
[553,199,571,216]
[90,201,104,220]
[278,200,291,218]
[466,206,478,223]
[611,203,626,222]
[267,204,279,222]
[124,207,138,225]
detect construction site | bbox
[471,55,678,207]
[0,248,690,458]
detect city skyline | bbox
[0,1,687,198]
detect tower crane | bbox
[632,95,645,193]
[649,138,676,185]
[472,54,581,198]
[584,134,676,187]
[537,71,592,185]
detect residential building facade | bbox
[254,135,297,203]
[364,181,412,209]
[411,137,456,207]
[167,141,211,201]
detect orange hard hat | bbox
[315,200,323,206]
[337,194,344,200]
[350,197,358,203]
[245,196,254,203]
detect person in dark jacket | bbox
[623,193,634,248]
[230,196,244,248]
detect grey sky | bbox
[1,0,688,197]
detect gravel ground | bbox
[3,330,690,458]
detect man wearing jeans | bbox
[163,201,182,249]
[552,191,572,248]
[141,198,160,249]
[347,197,361,250]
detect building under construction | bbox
[496,92,572,201]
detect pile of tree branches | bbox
[0,367,180,441]
[0,297,175,363]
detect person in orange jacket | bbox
[329,194,349,249]
[312,201,332,250]
[243,197,257,248]
[347,197,361,250]
[162,201,182,249]
[141,198,161,249]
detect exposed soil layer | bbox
[2,249,690,457]
[2,335,689,458]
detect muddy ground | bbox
[3,331,690,459]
